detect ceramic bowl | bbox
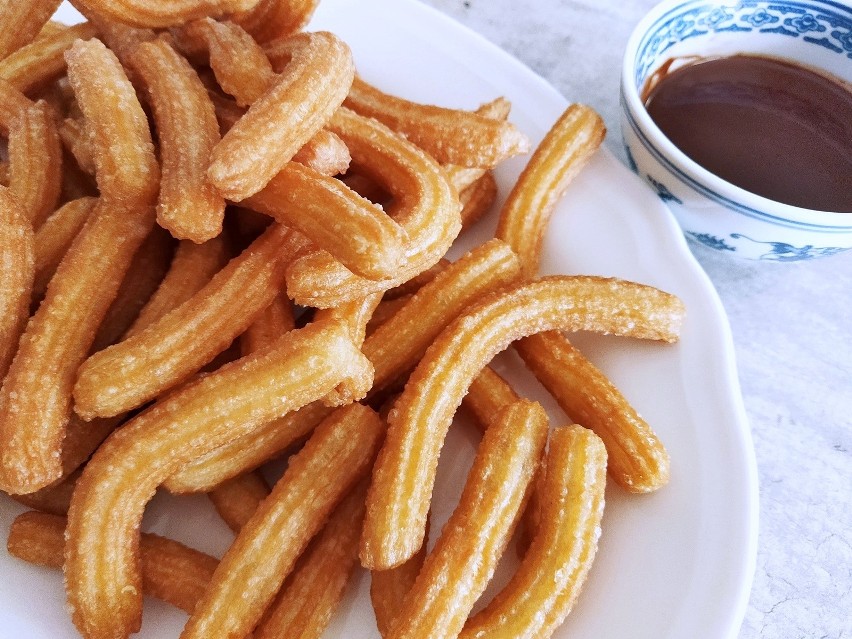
[621,0,852,261]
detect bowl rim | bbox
[621,0,852,230]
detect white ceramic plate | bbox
[0,1,758,637]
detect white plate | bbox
[0,1,758,637]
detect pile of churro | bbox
[0,0,686,637]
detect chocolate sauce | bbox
[643,55,852,212]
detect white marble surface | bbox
[419,1,852,637]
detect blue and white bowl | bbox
[621,0,852,261]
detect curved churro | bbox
[0,0,62,59]
[361,276,684,568]
[496,103,605,277]
[461,425,607,638]
[208,31,354,200]
[130,38,225,242]
[233,0,319,43]
[344,76,530,168]
[244,162,409,281]
[516,332,670,492]
[285,107,462,308]
[65,319,372,639]
[0,200,155,494]
[180,403,384,639]
[73,223,309,420]
[8,511,218,615]
[68,0,259,28]
[0,38,158,495]
[255,479,369,639]
[185,17,276,106]
[64,38,160,207]
[7,99,62,228]
[0,22,97,94]
[0,187,34,380]
[32,197,96,299]
[385,400,548,637]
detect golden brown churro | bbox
[208,31,354,200]
[124,234,230,340]
[516,331,670,492]
[180,403,384,639]
[32,197,97,298]
[362,276,684,569]
[64,38,160,207]
[65,319,372,639]
[384,400,548,637]
[0,22,97,94]
[8,511,218,614]
[0,187,35,380]
[207,471,270,532]
[73,223,309,419]
[186,17,276,105]
[7,99,63,227]
[0,0,62,59]
[370,518,430,637]
[496,104,605,277]
[69,0,259,29]
[344,76,530,168]
[284,107,462,308]
[244,162,409,281]
[461,425,607,638]
[255,479,369,639]
[130,37,226,242]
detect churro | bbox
[207,471,270,532]
[516,331,670,492]
[180,402,384,639]
[383,400,548,637]
[7,99,63,227]
[124,234,230,340]
[362,276,684,568]
[129,37,225,242]
[460,425,607,638]
[64,38,160,207]
[0,0,62,59]
[284,107,462,308]
[255,478,369,639]
[496,103,605,277]
[65,319,372,639]
[370,518,430,637]
[208,31,354,200]
[68,0,259,28]
[0,22,97,94]
[8,511,218,615]
[91,225,175,351]
[244,162,409,281]
[344,76,530,168]
[0,187,35,380]
[73,223,309,419]
[185,17,276,106]
[233,0,319,43]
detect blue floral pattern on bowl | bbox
[634,0,852,87]
[685,231,849,260]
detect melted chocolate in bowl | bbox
[643,55,852,212]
